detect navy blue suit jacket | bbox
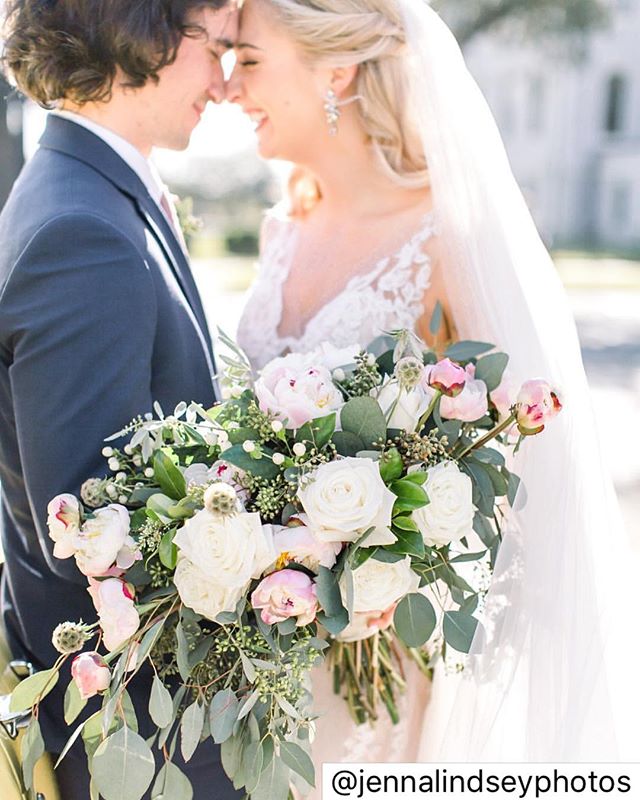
[0,116,219,754]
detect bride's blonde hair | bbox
[261,0,429,216]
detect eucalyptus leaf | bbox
[175,623,190,682]
[237,689,260,721]
[280,741,315,788]
[21,717,44,791]
[240,650,257,682]
[244,740,264,794]
[10,668,59,714]
[151,761,194,800]
[473,511,497,548]
[136,618,166,667]
[394,593,436,647]
[474,352,509,392]
[64,679,87,725]
[444,341,495,361]
[149,677,173,729]
[314,566,346,618]
[331,430,365,457]
[180,700,205,763]
[91,726,155,800]
[443,610,479,653]
[209,689,240,744]
[340,396,387,449]
[251,751,290,800]
[315,609,349,635]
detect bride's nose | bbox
[225,65,242,104]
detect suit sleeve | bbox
[3,212,158,583]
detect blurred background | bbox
[1,0,638,541]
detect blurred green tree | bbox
[436,0,611,46]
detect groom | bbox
[0,0,240,796]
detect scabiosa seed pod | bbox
[52,621,92,655]
[81,477,105,508]
[203,482,239,517]
[394,356,425,391]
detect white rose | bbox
[174,558,246,621]
[73,505,132,577]
[173,510,275,592]
[339,556,419,616]
[374,380,430,432]
[255,352,344,429]
[413,461,475,547]
[47,493,81,559]
[298,457,396,546]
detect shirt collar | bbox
[51,109,164,206]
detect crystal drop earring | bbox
[323,88,340,136]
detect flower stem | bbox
[456,411,517,460]
[417,390,442,431]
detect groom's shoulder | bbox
[0,147,143,272]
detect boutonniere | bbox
[173,195,203,239]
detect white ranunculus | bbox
[413,461,475,547]
[298,457,396,546]
[182,463,211,486]
[173,509,275,593]
[374,380,430,432]
[73,505,132,577]
[173,558,246,621]
[340,556,419,615]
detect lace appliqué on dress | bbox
[237,209,438,369]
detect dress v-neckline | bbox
[274,209,437,346]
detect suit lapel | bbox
[39,115,216,371]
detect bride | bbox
[227,0,635,779]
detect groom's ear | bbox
[329,64,359,98]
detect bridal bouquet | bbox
[9,320,562,800]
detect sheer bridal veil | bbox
[399,0,638,760]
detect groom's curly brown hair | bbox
[1,0,230,107]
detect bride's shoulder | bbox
[259,202,296,251]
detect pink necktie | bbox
[159,189,188,254]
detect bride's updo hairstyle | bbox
[263,0,429,215]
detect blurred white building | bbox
[463,0,640,250]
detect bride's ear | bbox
[329,64,359,98]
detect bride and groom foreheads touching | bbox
[1,0,630,798]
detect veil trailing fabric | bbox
[399,0,638,761]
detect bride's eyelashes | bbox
[239,60,259,67]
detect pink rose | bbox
[440,364,489,422]
[425,358,467,397]
[251,569,318,626]
[516,379,563,435]
[47,494,81,559]
[87,577,140,652]
[255,353,343,429]
[71,652,111,700]
[271,516,342,573]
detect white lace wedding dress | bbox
[236,206,443,789]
